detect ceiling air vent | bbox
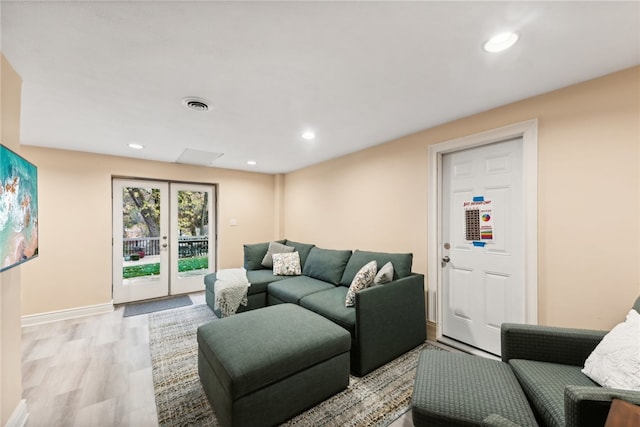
[181,97,210,112]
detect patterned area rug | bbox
[149,304,443,427]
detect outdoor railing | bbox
[123,236,208,258]
[178,235,209,258]
[123,237,161,257]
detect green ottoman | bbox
[197,304,351,427]
[411,350,538,427]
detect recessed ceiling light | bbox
[181,97,211,112]
[301,130,315,140]
[128,143,144,150]
[247,160,257,166]
[483,31,519,53]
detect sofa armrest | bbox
[564,385,640,427]
[501,323,606,366]
[354,273,426,375]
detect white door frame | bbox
[427,119,538,351]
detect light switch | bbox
[229,218,238,226]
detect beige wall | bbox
[1,54,24,425]
[15,66,640,331]
[19,148,277,315]
[284,66,640,331]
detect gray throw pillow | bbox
[261,241,294,268]
[374,262,394,285]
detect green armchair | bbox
[499,296,640,427]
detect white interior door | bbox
[169,183,215,295]
[441,137,524,355]
[113,179,169,304]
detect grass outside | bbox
[123,256,208,279]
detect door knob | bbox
[441,256,450,268]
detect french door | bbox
[112,179,215,304]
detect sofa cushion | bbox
[303,247,352,285]
[339,250,413,286]
[283,240,315,269]
[582,309,640,391]
[243,240,286,271]
[261,241,294,269]
[509,359,598,427]
[345,261,377,307]
[300,287,356,337]
[267,276,335,304]
[245,269,289,294]
[272,252,302,276]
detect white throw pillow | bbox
[345,261,377,307]
[272,251,301,276]
[582,309,640,391]
[374,261,394,285]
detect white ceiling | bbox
[2,1,639,174]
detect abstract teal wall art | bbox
[0,145,38,272]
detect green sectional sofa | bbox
[204,239,427,376]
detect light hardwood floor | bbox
[22,292,414,427]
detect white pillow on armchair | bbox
[582,309,640,391]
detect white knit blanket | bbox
[214,268,250,317]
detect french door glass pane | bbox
[122,186,161,282]
[176,190,209,277]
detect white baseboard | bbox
[427,320,437,341]
[21,301,114,327]
[5,399,28,427]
